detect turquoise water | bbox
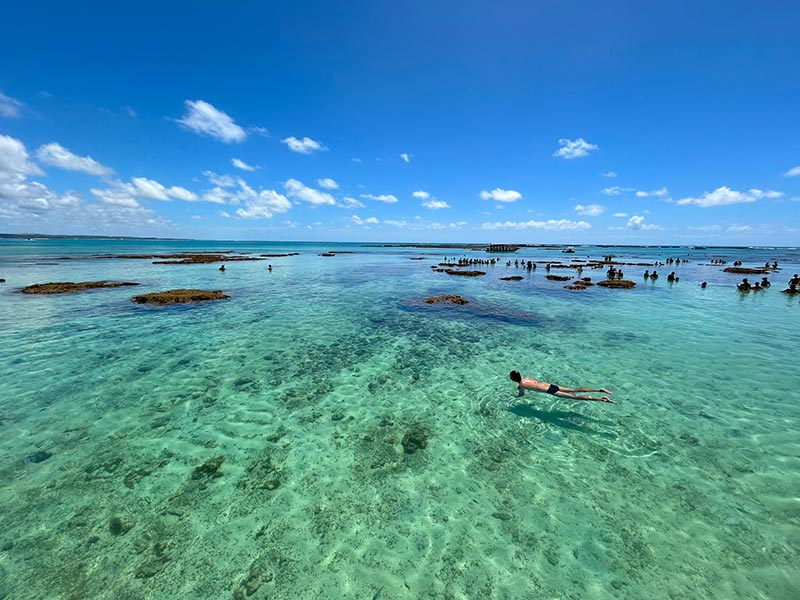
[0,239,798,599]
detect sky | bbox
[1,0,798,244]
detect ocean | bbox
[0,238,798,599]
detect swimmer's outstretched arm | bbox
[553,391,615,403]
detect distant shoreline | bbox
[0,234,795,250]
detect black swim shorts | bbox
[546,384,560,395]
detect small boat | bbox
[562,247,576,253]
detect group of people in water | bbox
[737,274,799,294]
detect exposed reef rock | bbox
[319,253,336,257]
[259,253,299,257]
[0,278,6,282]
[499,276,524,281]
[402,427,428,454]
[409,257,427,260]
[443,269,486,277]
[597,280,636,288]
[21,281,140,294]
[723,267,771,275]
[152,254,262,265]
[131,289,230,304]
[545,275,571,281]
[191,456,225,479]
[424,295,469,305]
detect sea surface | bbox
[0,239,798,600]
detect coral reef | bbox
[21,281,140,294]
[597,280,637,288]
[443,269,486,277]
[424,295,469,305]
[131,289,230,304]
[499,276,524,281]
[545,275,571,281]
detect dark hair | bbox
[509,370,521,383]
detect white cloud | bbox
[178,100,246,143]
[553,138,598,159]
[480,188,522,202]
[281,136,327,154]
[677,186,782,207]
[383,219,409,227]
[339,196,365,208]
[400,153,412,163]
[575,203,605,216]
[0,92,25,118]
[412,190,430,199]
[783,166,800,177]
[602,171,617,178]
[727,224,752,232]
[635,187,669,198]
[361,193,398,203]
[318,178,338,189]
[38,144,113,177]
[231,158,259,171]
[422,199,450,210]
[612,212,628,217]
[0,134,44,178]
[481,219,591,230]
[235,189,292,219]
[602,186,633,195]
[284,178,336,205]
[91,177,198,205]
[352,215,380,226]
[202,171,237,188]
[626,215,661,230]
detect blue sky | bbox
[1,0,798,244]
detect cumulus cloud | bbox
[422,199,450,210]
[339,196,364,208]
[0,92,25,118]
[235,189,292,219]
[602,171,617,178]
[36,143,113,177]
[783,166,800,177]
[231,158,259,171]
[178,100,246,143]
[317,178,338,190]
[635,187,669,198]
[281,136,327,154]
[727,224,751,232]
[575,203,605,216]
[0,134,44,178]
[626,215,660,230]
[361,193,398,204]
[91,177,198,205]
[202,171,238,188]
[284,178,336,205]
[352,215,380,226]
[602,186,633,196]
[688,225,722,232]
[412,190,430,199]
[400,153,411,163]
[613,212,628,217]
[481,219,590,230]
[480,188,522,203]
[676,186,782,207]
[553,138,598,159]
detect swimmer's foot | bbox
[600,388,613,395]
[601,396,615,403]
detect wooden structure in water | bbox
[485,244,520,253]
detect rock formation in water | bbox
[21,281,140,294]
[131,289,230,304]
[424,295,469,305]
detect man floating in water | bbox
[510,370,614,403]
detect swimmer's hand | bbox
[599,389,613,395]
[600,396,615,403]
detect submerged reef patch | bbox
[131,289,230,304]
[597,280,637,288]
[424,295,469,305]
[21,281,140,294]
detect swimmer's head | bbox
[509,370,521,383]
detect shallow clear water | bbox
[0,239,798,599]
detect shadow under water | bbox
[507,403,617,439]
